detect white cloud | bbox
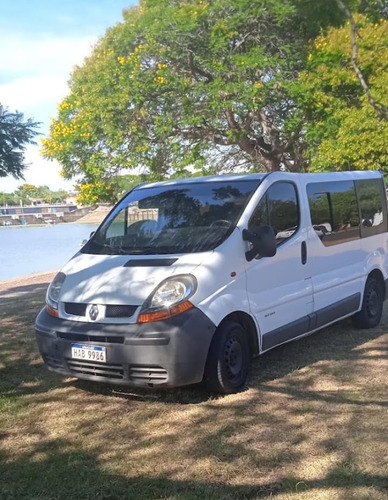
[0,1,132,196]
[0,33,99,193]
[0,34,97,79]
[0,32,98,123]
[0,75,68,114]
[0,145,75,193]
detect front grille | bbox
[66,359,124,380]
[129,365,168,384]
[57,332,124,344]
[64,302,137,319]
[106,305,137,318]
[43,354,65,370]
[65,303,87,316]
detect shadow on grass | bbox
[258,383,388,408]
[1,292,386,407]
[71,378,220,405]
[1,440,387,500]
[1,287,388,500]
[71,314,386,405]
[250,316,387,383]
[0,281,51,298]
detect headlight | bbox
[46,272,66,317]
[138,275,197,323]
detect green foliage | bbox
[0,104,40,179]
[359,0,388,21]
[0,185,69,206]
[0,191,17,206]
[42,0,349,202]
[75,174,141,205]
[41,0,386,202]
[295,14,388,173]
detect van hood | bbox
[58,252,203,305]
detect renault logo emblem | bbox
[89,304,99,321]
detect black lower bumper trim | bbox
[35,307,216,388]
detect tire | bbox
[352,277,384,329]
[203,321,251,394]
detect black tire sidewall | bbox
[353,277,383,329]
[205,321,251,394]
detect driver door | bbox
[245,180,314,351]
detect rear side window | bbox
[307,181,360,246]
[249,182,299,245]
[356,179,388,237]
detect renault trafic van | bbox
[35,171,388,393]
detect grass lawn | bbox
[0,273,387,500]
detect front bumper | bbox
[35,307,216,388]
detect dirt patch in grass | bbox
[0,274,387,499]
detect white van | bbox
[35,171,388,393]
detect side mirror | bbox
[81,231,95,247]
[243,225,277,261]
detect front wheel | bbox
[352,277,384,329]
[203,321,251,394]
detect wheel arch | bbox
[216,311,259,356]
[202,311,258,393]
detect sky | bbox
[0,0,137,193]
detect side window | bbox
[248,182,299,245]
[356,179,387,238]
[106,208,127,239]
[307,181,360,246]
[248,195,268,233]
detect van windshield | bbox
[83,179,260,255]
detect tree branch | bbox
[334,0,388,120]
[187,50,213,82]
[179,126,231,146]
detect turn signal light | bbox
[46,305,59,318]
[137,301,193,323]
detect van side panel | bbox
[239,171,387,354]
[304,174,388,319]
[194,228,251,326]
[307,228,363,315]
[241,176,314,351]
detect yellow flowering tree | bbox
[294,14,387,173]
[41,0,385,203]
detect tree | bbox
[295,14,387,172]
[334,0,387,120]
[0,104,40,179]
[75,174,140,205]
[0,191,17,206]
[14,184,39,205]
[10,184,70,205]
[51,189,69,204]
[42,0,348,203]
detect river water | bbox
[0,223,98,281]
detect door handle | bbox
[301,241,307,265]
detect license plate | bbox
[71,344,106,363]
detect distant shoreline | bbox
[0,221,98,229]
[0,204,113,228]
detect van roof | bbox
[135,173,266,190]
[135,170,383,191]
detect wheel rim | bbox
[224,336,243,379]
[366,288,380,320]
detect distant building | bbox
[66,194,77,205]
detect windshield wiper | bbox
[122,247,159,255]
[93,241,129,255]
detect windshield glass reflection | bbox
[83,180,260,255]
